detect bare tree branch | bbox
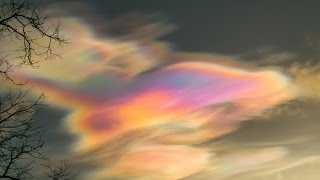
[43,161,77,180]
[0,0,68,80]
[0,1,73,179]
[0,88,46,179]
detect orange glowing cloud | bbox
[8,16,305,179]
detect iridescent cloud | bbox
[11,16,304,179]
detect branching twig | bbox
[0,1,71,179]
[0,0,68,79]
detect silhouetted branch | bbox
[0,0,68,80]
[0,1,71,179]
[0,88,46,179]
[43,161,77,180]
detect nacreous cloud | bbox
[11,16,304,179]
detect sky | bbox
[3,0,320,179]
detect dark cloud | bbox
[58,1,320,54]
[35,107,77,155]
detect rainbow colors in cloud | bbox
[13,16,301,179]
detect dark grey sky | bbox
[50,0,320,56]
